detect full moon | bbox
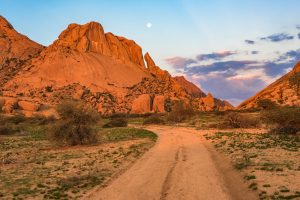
[147,22,152,28]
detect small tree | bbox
[50,101,100,146]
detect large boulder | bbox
[18,100,40,111]
[0,97,18,113]
[131,94,151,114]
[152,95,165,113]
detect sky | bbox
[1,0,300,106]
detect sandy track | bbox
[87,126,257,200]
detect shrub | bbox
[143,115,165,125]
[102,118,128,128]
[261,106,300,134]
[222,112,260,128]
[0,114,18,135]
[257,99,278,110]
[167,101,195,123]
[289,72,300,93]
[49,101,100,146]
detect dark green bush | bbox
[167,101,195,123]
[143,115,165,125]
[103,118,128,128]
[261,106,300,134]
[50,101,100,146]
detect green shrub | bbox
[143,115,165,125]
[49,101,100,146]
[167,101,195,123]
[222,112,260,128]
[257,99,278,110]
[103,118,128,128]
[261,106,300,134]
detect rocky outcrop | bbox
[131,94,152,114]
[173,76,206,98]
[152,95,165,113]
[238,62,300,109]
[0,15,43,87]
[0,16,233,115]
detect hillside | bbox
[0,17,233,115]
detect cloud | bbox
[260,33,294,42]
[251,51,259,55]
[298,33,300,39]
[187,74,267,106]
[165,57,196,69]
[297,25,300,30]
[196,51,236,61]
[245,40,255,44]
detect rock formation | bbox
[238,62,300,109]
[0,16,43,87]
[0,16,233,115]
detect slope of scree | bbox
[0,17,233,115]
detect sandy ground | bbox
[86,126,257,200]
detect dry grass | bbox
[204,130,300,199]
[0,127,156,199]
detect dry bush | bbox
[143,115,165,125]
[103,118,128,128]
[167,101,196,123]
[222,112,260,128]
[49,101,100,146]
[257,99,278,110]
[261,106,300,134]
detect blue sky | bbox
[1,0,300,105]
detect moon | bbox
[147,22,152,28]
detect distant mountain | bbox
[0,16,233,115]
[238,62,300,109]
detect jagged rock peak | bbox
[144,52,156,68]
[52,21,145,67]
[0,15,13,29]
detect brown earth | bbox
[86,126,257,200]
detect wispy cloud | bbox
[260,33,294,42]
[166,48,300,105]
[245,40,255,44]
[196,51,236,61]
[165,57,196,69]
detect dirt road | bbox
[87,126,257,200]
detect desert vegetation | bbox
[0,101,157,199]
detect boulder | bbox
[131,94,151,114]
[152,95,165,113]
[18,100,40,111]
[1,97,18,113]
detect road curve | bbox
[86,126,256,200]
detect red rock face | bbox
[173,76,206,98]
[0,16,233,115]
[0,16,43,86]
